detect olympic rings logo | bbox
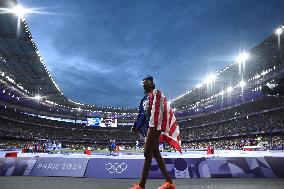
[105,163,127,174]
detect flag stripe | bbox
[148,89,182,153]
[157,94,164,130]
[153,90,161,128]
[168,109,173,131]
[161,97,168,132]
[165,104,170,133]
[149,91,155,127]
[169,121,178,136]
[160,134,182,153]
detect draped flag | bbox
[149,89,182,153]
[133,89,182,153]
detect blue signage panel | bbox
[30,157,89,177]
[245,157,276,178]
[0,157,37,176]
[149,158,209,179]
[206,157,276,178]
[85,157,209,179]
[264,157,284,178]
[85,158,144,178]
[1,156,282,179]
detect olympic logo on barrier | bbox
[105,163,127,174]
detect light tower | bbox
[276,26,283,48]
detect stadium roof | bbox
[0,0,283,114]
[0,0,68,103]
[171,30,284,110]
[0,0,138,113]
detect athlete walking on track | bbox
[130,75,181,189]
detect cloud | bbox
[22,0,284,107]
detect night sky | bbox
[19,0,284,108]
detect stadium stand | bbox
[171,26,284,149]
[0,0,283,151]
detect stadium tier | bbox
[171,33,284,112]
[0,0,283,150]
[0,1,137,113]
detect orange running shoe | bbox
[130,184,142,189]
[157,182,176,189]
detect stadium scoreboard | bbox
[87,117,117,127]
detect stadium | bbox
[0,0,284,189]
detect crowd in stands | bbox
[1,9,284,152]
[0,117,138,143]
[181,135,283,150]
[0,107,139,149]
[182,96,284,127]
[0,89,283,152]
[179,96,284,143]
[172,32,284,111]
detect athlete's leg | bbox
[139,127,159,188]
[153,143,173,183]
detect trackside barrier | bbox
[205,157,277,178]
[148,158,210,179]
[0,157,37,176]
[85,158,210,179]
[30,157,89,177]
[0,156,283,178]
[85,158,144,178]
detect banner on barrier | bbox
[85,158,144,178]
[205,157,276,178]
[30,157,89,177]
[149,158,210,179]
[0,157,37,176]
[1,156,283,179]
[85,157,210,179]
[264,157,284,178]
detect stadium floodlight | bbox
[219,91,225,95]
[34,94,42,100]
[196,83,203,88]
[276,27,283,35]
[11,5,29,18]
[239,81,246,87]
[236,53,249,63]
[227,86,233,93]
[204,74,217,84]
